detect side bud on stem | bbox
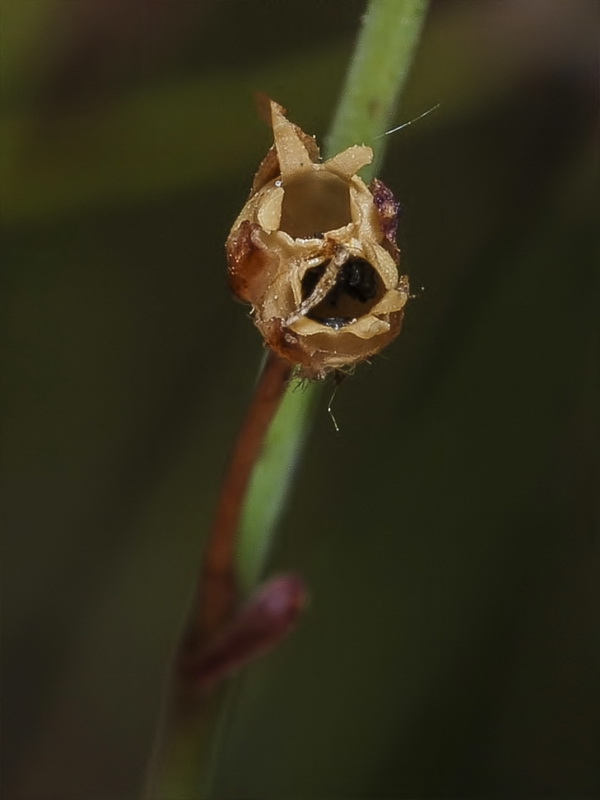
[181,574,307,693]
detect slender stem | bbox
[147,0,431,796]
[236,377,320,592]
[237,0,431,588]
[327,0,431,179]
[195,352,291,640]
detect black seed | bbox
[339,258,378,303]
[326,257,377,307]
[321,317,352,330]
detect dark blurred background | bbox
[2,1,598,797]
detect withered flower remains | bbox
[226,100,409,379]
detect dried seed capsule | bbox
[226,100,409,379]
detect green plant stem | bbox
[327,0,431,179]
[147,0,430,796]
[238,0,431,589]
[196,352,292,639]
[237,373,319,593]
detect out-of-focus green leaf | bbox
[2,46,346,225]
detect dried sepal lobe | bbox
[226,100,409,379]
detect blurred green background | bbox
[2,1,598,797]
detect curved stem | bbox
[146,1,431,796]
[195,352,291,640]
[237,0,432,587]
[327,0,431,178]
[145,353,291,798]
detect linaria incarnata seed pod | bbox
[226,100,409,379]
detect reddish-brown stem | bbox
[186,351,292,655]
[144,355,293,793]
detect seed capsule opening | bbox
[301,257,383,329]
[279,172,351,239]
[226,100,408,378]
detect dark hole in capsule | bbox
[301,261,328,300]
[330,257,378,305]
[300,257,380,329]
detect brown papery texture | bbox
[226,101,409,379]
